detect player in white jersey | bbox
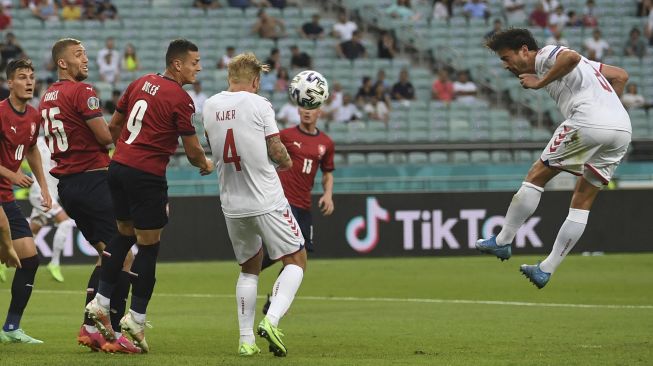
[28,136,75,282]
[203,53,305,357]
[476,28,631,289]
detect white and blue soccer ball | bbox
[288,70,329,110]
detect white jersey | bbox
[29,136,59,201]
[203,91,287,218]
[535,45,631,133]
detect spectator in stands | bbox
[61,0,82,21]
[97,37,120,84]
[364,86,391,125]
[548,5,568,32]
[217,46,235,69]
[277,101,301,126]
[648,1,653,45]
[386,0,419,21]
[259,67,276,94]
[582,0,598,27]
[503,0,526,25]
[97,0,118,21]
[540,0,559,14]
[0,33,26,72]
[432,0,449,21]
[621,83,647,109]
[583,28,611,62]
[228,0,268,8]
[377,31,397,59]
[252,8,286,40]
[329,81,343,109]
[624,27,647,58]
[565,10,582,27]
[332,11,357,42]
[274,67,289,92]
[485,19,503,40]
[636,0,650,17]
[0,4,11,30]
[299,14,325,40]
[453,70,478,104]
[188,81,208,111]
[529,3,548,28]
[391,69,416,101]
[332,93,362,123]
[545,29,569,46]
[31,0,58,22]
[374,69,390,93]
[268,0,299,9]
[193,0,221,9]
[122,43,139,72]
[463,0,490,21]
[289,45,311,69]
[82,1,98,20]
[266,47,282,72]
[336,30,367,60]
[431,68,454,104]
[102,89,121,115]
[355,76,375,106]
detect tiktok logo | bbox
[346,197,390,253]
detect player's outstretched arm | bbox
[87,116,114,146]
[521,49,581,89]
[108,111,127,143]
[266,135,292,170]
[181,134,213,175]
[25,144,52,210]
[599,64,629,97]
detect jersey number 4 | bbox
[42,107,69,153]
[224,128,242,171]
[584,60,612,92]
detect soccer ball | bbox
[288,70,329,110]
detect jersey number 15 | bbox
[42,107,69,153]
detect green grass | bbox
[1,254,652,365]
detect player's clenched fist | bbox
[200,158,214,176]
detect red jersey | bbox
[0,100,40,202]
[278,126,335,210]
[112,74,196,176]
[38,80,110,176]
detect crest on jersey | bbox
[87,96,100,110]
[30,122,36,139]
[191,112,203,126]
[318,144,326,159]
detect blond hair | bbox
[227,52,270,84]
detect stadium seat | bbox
[347,153,367,165]
[407,152,429,164]
[367,153,387,165]
[429,151,448,164]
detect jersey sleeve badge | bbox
[87,96,100,110]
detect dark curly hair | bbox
[486,28,539,52]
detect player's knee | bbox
[117,220,136,236]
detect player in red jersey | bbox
[261,106,335,314]
[86,39,213,353]
[0,59,52,344]
[39,38,139,353]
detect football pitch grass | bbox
[1,254,652,366]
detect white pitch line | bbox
[10,289,653,310]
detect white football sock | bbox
[51,219,73,266]
[129,309,146,324]
[496,182,544,245]
[266,264,304,327]
[84,324,98,333]
[97,293,111,309]
[236,272,258,345]
[539,208,589,274]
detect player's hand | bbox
[0,245,21,269]
[318,194,334,216]
[199,158,214,176]
[41,191,53,211]
[11,171,33,188]
[519,74,542,89]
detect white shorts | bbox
[225,204,305,265]
[540,122,631,187]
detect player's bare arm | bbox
[181,134,214,175]
[267,135,292,170]
[319,171,334,216]
[0,207,20,268]
[0,162,33,188]
[108,110,127,144]
[25,144,52,210]
[87,116,113,146]
[520,49,581,89]
[599,64,629,97]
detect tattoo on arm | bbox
[266,135,291,167]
